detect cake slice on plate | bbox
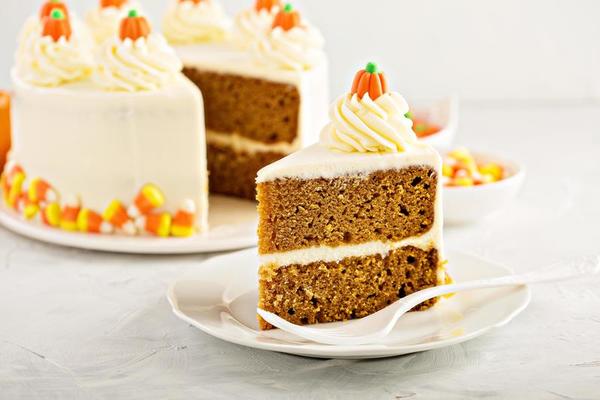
[256,63,446,329]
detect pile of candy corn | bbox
[442,147,506,187]
[0,163,198,237]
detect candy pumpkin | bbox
[272,3,300,31]
[351,62,388,100]
[0,91,11,172]
[256,0,281,12]
[42,8,72,42]
[39,0,69,20]
[100,0,128,8]
[119,9,151,41]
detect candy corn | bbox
[171,199,196,237]
[6,167,25,209]
[41,202,61,227]
[17,193,39,220]
[127,184,164,218]
[28,178,59,204]
[443,147,506,187]
[136,212,172,237]
[60,195,81,231]
[103,199,136,235]
[77,208,113,234]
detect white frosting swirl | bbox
[233,6,279,50]
[320,92,419,153]
[16,26,94,87]
[17,14,94,65]
[85,2,139,44]
[163,0,230,45]
[95,34,183,92]
[254,25,324,71]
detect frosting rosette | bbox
[254,4,324,71]
[163,0,230,45]
[233,5,279,50]
[320,92,418,153]
[16,16,94,87]
[254,25,324,71]
[85,2,139,44]
[320,63,419,153]
[95,34,183,92]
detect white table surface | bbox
[1,103,599,399]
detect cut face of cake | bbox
[164,1,329,199]
[256,63,446,329]
[1,7,208,237]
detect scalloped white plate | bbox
[0,195,257,254]
[167,248,531,359]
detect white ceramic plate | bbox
[167,248,531,359]
[0,195,257,254]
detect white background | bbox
[1,0,599,102]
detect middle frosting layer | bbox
[95,34,183,92]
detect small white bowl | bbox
[441,149,526,225]
[412,96,459,149]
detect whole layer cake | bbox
[1,2,208,237]
[163,0,329,199]
[256,63,446,329]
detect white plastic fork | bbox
[257,255,600,346]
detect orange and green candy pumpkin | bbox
[272,3,301,31]
[101,0,128,8]
[42,8,72,42]
[119,9,151,41]
[256,0,281,12]
[39,0,69,21]
[351,62,388,100]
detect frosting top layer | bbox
[95,34,183,92]
[163,0,230,45]
[256,143,440,183]
[320,92,419,153]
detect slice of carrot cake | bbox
[256,62,446,330]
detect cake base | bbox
[258,246,441,330]
[207,142,286,200]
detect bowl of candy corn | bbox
[441,147,526,225]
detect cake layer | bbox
[208,141,285,199]
[258,246,441,330]
[9,73,209,231]
[184,67,300,144]
[257,166,438,253]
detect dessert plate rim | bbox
[0,195,257,254]
[167,248,531,359]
